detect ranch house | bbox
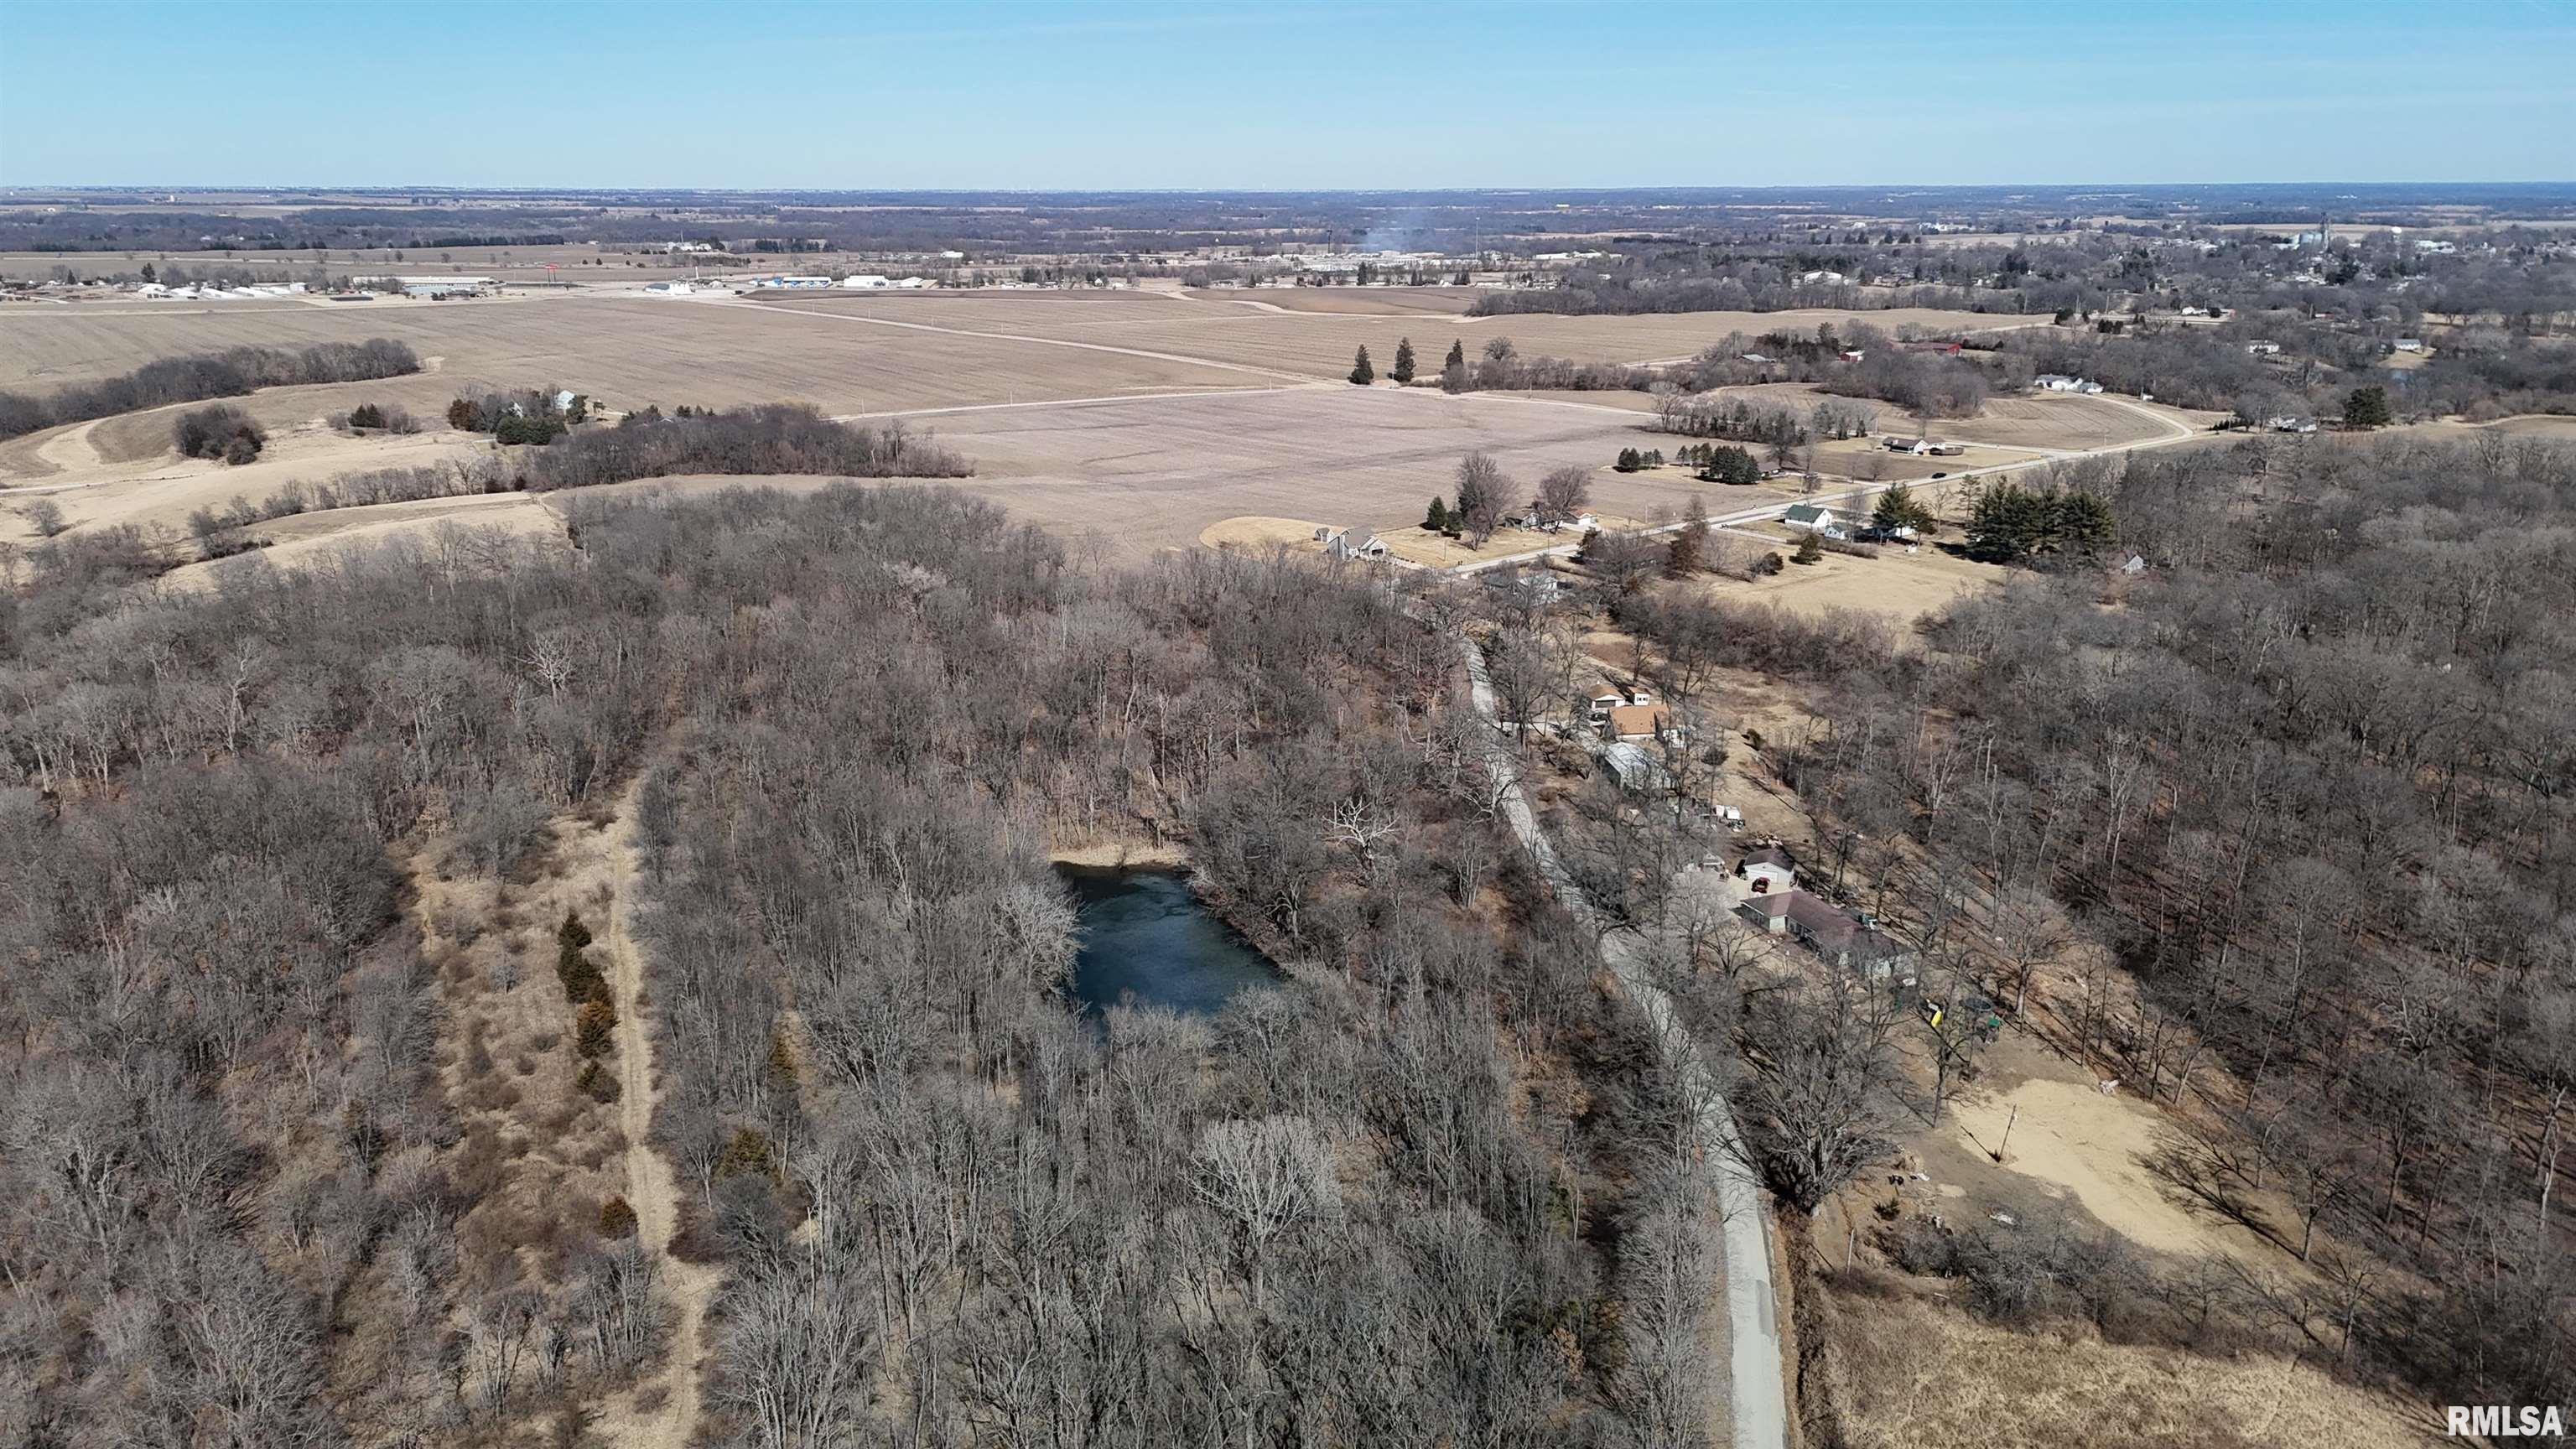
[1737,890,1918,979]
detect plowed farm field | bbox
[921,386,1702,554]
[749,295,2044,375]
[0,293,1269,412]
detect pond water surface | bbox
[1056,865,1280,1016]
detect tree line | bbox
[0,338,420,440]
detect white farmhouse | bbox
[1783,503,1840,538]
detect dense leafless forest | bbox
[1607,433,2576,1418]
[0,480,1735,1445]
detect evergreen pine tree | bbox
[1424,496,1450,531]
[1872,482,1935,533]
[1391,337,1417,384]
[1348,345,1375,386]
[1666,517,1707,575]
[2343,384,2392,428]
[1791,530,1824,565]
[1439,339,1470,393]
[575,992,618,1058]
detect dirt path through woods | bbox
[590,780,720,1449]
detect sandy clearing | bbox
[1947,1078,2227,1259]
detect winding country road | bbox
[1458,640,1787,1449]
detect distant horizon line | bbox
[7,180,2575,196]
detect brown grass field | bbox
[1672,538,2014,626]
[1699,380,2217,454]
[1816,1295,2437,1449]
[1,423,496,543]
[1812,437,2031,479]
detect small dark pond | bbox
[1056,865,1281,1016]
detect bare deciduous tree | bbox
[1192,1114,1340,1304]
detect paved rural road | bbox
[1458,639,1787,1449]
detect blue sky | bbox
[3,0,2569,188]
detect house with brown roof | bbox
[1599,702,1675,743]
